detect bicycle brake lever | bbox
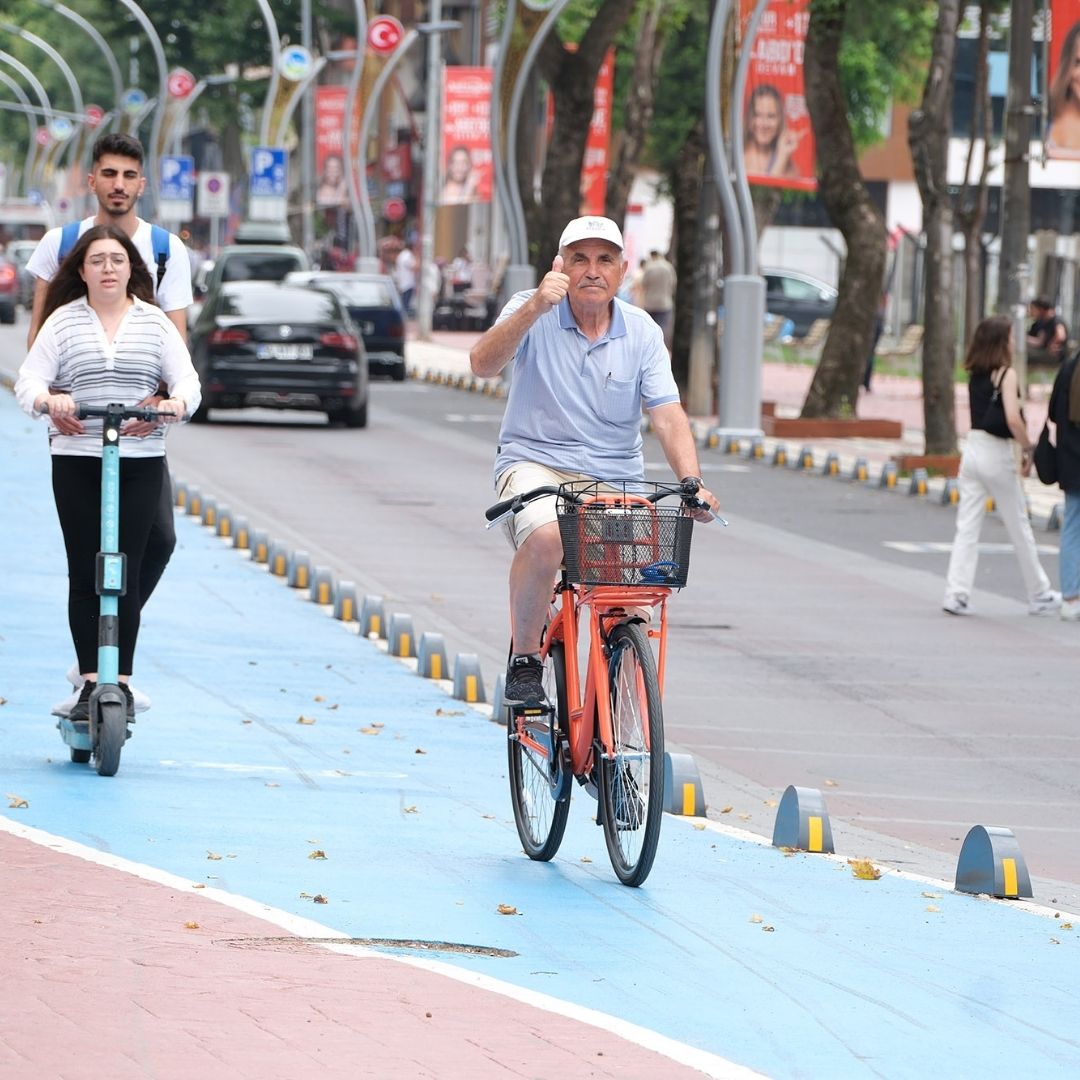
[484,507,516,530]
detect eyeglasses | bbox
[86,253,129,269]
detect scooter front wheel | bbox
[94,701,126,777]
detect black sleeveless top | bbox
[969,370,1013,440]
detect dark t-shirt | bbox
[969,370,1013,440]
[1029,314,1065,354]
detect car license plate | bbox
[256,343,313,361]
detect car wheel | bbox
[391,367,406,382]
[334,400,368,428]
[190,397,211,423]
[0,305,15,325]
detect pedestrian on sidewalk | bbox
[943,315,1061,617]
[1047,350,1080,621]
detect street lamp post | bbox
[0,69,42,194]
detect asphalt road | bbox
[3,318,1078,904]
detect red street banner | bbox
[440,66,492,205]
[739,0,816,191]
[580,48,614,216]
[1047,0,1080,159]
[314,86,348,207]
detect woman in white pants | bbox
[944,315,1061,616]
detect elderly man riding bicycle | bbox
[470,215,719,708]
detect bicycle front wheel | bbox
[507,642,571,861]
[601,621,664,886]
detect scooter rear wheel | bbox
[94,701,126,777]
[70,747,91,764]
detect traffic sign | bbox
[48,117,74,141]
[197,171,230,217]
[367,15,404,55]
[85,104,105,128]
[160,155,195,222]
[34,127,50,147]
[383,196,407,223]
[249,146,288,222]
[167,68,197,99]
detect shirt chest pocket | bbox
[601,376,639,423]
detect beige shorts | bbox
[495,462,606,549]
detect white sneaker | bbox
[1060,598,1080,622]
[51,686,81,718]
[943,594,971,616]
[129,685,151,713]
[66,662,85,688]
[1028,590,1062,616]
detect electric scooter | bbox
[47,401,164,776]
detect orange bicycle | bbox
[485,479,720,886]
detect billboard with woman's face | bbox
[740,0,816,191]
[1048,0,1080,159]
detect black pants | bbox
[51,455,166,676]
[142,467,175,603]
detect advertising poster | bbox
[440,66,493,205]
[739,0,816,191]
[580,48,614,217]
[314,86,348,207]
[1047,0,1080,159]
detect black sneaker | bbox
[67,680,96,723]
[504,654,547,708]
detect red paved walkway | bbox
[2,829,719,1079]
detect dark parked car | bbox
[762,268,837,338]
[0,252,18,323]
[286,271,405,380]
[188,282,369,427]
[5,239,37,309]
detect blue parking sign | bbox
[160,155,194,201]
[249,147,287,197]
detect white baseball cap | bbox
[558,215,624,252]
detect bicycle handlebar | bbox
[484,480,726,529]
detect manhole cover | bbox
[216,936,517,958]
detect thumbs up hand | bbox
[536,253,569,311]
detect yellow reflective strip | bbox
[370,614,380,635]
[1002,857,1018,896]
[341,598,353,621]
[398,633,410,655]
[682,782,695,816]
[318,584,330,604]
[431,655,442,680]
[808,816,823,852]
[297,567,308,587]
[465,674,477,701]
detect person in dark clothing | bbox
[1027,298,1068,367]
[1048,352,1080,620]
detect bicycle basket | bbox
[557,482,693,588]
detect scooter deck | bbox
[57,715,92,751]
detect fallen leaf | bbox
[6,793,28,809]
[297,715,316,725]
[242,718,252,725]
[921,891,942,899]
[926,905,941,913]
[207,851,223,861]
[184,921,200,930]
[779,846,798,856]
[193,884,206,890]
[309,850,328,860]
[265,781,280,788]
[762,925,776,932]
[415,747,427,754]
[497,904,519,915]
[313,895,328,904]
[425,1011,432,1018]
[580,855,592,863]
[226,853,237,859]
[371,722,385,728]
[738,813,751,821]
[435,708,465,717]
[847,858,881,881]
[0,696,7,705]
[692,822,706,830]
[359,726,381,735]
[750,913,764,924]
[403,805,419,814]
[763,799,777,807]
[1050,937,1061,945]
[313,695,325,703]
[299,891,313,899]
[328,703,340,711]
[719,805,733,814]
[482,814,495,820]
[1062,922,1073,931]
[824,778,839,787]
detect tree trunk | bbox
[957,0,993,349]
[531,0,638,271]
[800,0,886,419]
[605,0,665,225]
[908,0,961,455]
[669,115,706,393]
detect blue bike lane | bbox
[2,388,1078,1080]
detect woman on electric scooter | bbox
[14,225,200,721]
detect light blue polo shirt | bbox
[493,292,680,483]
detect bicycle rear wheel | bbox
[507,641,571,860]
[600,621,664,886]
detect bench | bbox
[876,324,923,360]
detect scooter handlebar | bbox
[37,401,172,423]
